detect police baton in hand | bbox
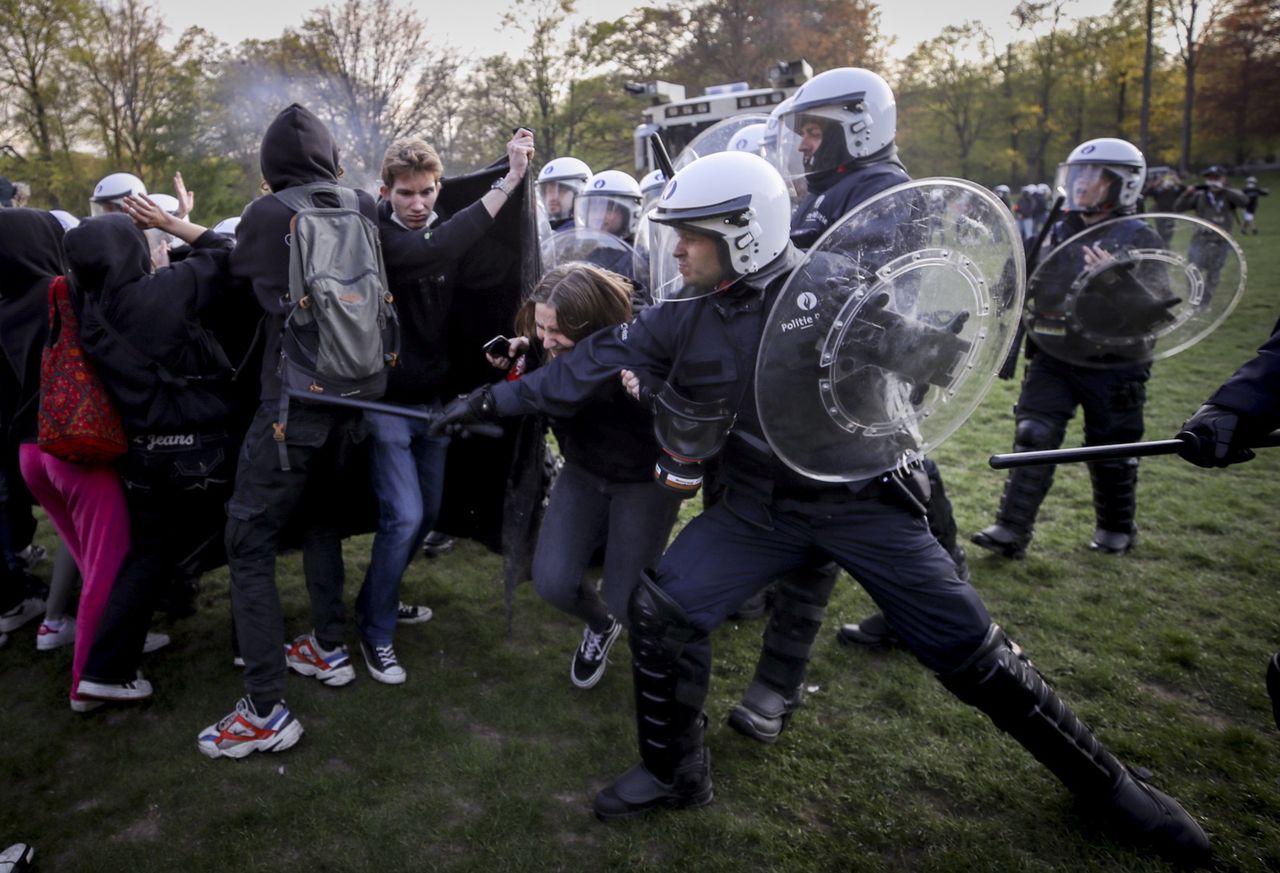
[285,390,505,439]
[989,429,1280,469]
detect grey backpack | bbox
[272,182,400,469]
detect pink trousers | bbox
[19,444,129,703]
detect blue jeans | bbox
[357,407,449,645]
[532,463,682,632]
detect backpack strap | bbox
[272,182,359,213]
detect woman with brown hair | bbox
[490,263,681,689]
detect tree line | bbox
[1,0,1275,221]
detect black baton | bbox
[989,430,1280,469]
[286,390,506,439]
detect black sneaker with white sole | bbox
[396,601,433,624]
[360,639,407,685]
[571,619,622,689]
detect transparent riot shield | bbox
[756,178,1025,481]
[672,114,771,171]
[1024,213,1245,367]
[540,227,649,291]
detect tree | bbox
[898,23,996,178]
[1013,0,1072,181]
[1165,0,1227,172]
[297,0,462,183]
[1195,0,1280,165]
[0,0,87,204]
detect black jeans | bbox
[225,401,359,701]
[82,433,232,683]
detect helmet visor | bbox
[574,194,638,239]
[537,180,582,222]
[778,111,848,183]
[1056,163,1124,214]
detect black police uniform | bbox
[980,213,1166,556]
[480,249,1208,860]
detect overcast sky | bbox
[156,0,1124,65]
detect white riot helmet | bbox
[729,123,767,158]
[1036,182,1051,197]
[640,169,667,213]
[994,184,1011,196]
[1246,176,1259,188]
[650,151,792,293]
[536,157,592,222]
[49,210,80,231]
[1054,137,1146,215]
[574,170,642,239]
[779,67,896,181]
[90,172,146,216]
[149,193,182,216]
[213,216,241,237]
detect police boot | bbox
[836,611,904,649]
[727,563,839,744]
[971,455,1056,559]
[594,572,714,821]
[1267,653,1280,732]
[1088,458,1139,554]
[939,626,1211,864]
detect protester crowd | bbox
[0,62,1274,869]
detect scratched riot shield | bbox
[672,114,771,170]
[756,178,1025,481]
[540,227,649,292]
[1024,213,1245,368]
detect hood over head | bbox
[260,103,341,191]
[0,208,65,300]
[64,214,151,299]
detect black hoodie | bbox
[0,208,64,447]
[230,103,378,401]
[66,214,234,434]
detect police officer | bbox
[973,138,1166,559]
[536,157,592,232]
[1178,318,1280,730]
[760,68,967,675]
[432,151,1209,861]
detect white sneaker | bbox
[0,597,45,633]
[571,618,622,689]
[36,616,76,651]
[69,697,104,713]
[284,633,355,686]
[143,631,170,654]
[77,672,153,701]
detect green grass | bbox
[4,180,1280,871]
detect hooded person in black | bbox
[0,209,63,626]
[199,104,367,759]
[63,203,237,703]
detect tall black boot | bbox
[1088,458,1139,554]
[971,445,1057,559]
[727,562,839,744]
[594,572,713,821]
[939,626,1211,863]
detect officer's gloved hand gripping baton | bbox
[989,427,1280,470]
[285,389,505,439]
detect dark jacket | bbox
[229,103,378,401]
[1173,185,1249,233]
[790,161,911,250]
[66,214,235,434]
[1209,317,1280,427]
[0,209,65,447]
[491,247,836,523]
[379,197,494,404]
[519,343,659,484]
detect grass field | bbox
[3,181,1279,872]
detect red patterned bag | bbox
[37,276,127,463]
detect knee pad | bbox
[1014,417,1065,452]
[628,570,701,667]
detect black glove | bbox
[429,386,498,438]
[1176,403,1256,468]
